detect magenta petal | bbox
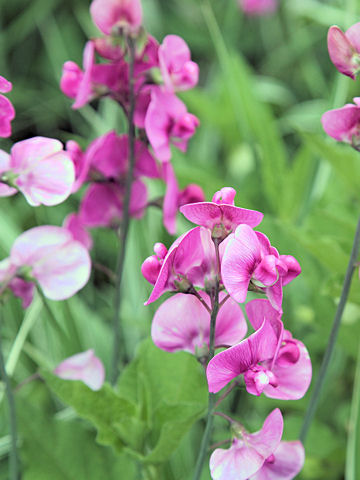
[0,94,15,138]
[321,104,360,143]
[54,349,105,391]
[79,183,123,228]
[265,280,283,312]
[63,213,93,250]
[280,255,301,286]
[73,41,95,110]
[264,339,312,400]
[222,225,261,303]
[162,162,179,235]
[245,298,281,331]
[0,76,12,94]
[206,319,278,393]
[152,291,247,354]
[247,409,283,459]
[345,22,360,55]
[327,26,358,79]
[250,441,305,480]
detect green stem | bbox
[110,36,136,384]
[300,214,360,443]
[35,285,68,342]
[193,241,221,480]
[0,313,20,479]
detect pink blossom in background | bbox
[250,441,305,480]
[79,180,147,228]
[141,242,168,285]
[145,87,199,162]
[90,0,142,36]
[321,98,360,147]
[0,226,91,306]
[245,299,312,400]
[66,140,89,193]
[206,319,278,393]
[180,187,263,240]
[63,213,93,250]
[210,409,283,480]
[151,291,247,354]
[221,224,301,310]
[54,349,105,391]
[159,35,199,92]
[239,0,277,16]
[327,23,360,79]
[0,137,75,206]
[0,75,15,138]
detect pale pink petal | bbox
[345,22,360,54]
[247,409,283,459]
[206,319,278,393]
[251,441,305,480]
[0,149,17,196]
[54,349,105,391]
[90,0,142,35]
[10,137,63,171]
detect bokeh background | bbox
[1,0,360,478]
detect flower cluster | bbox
[142,187,311,479]
[60,0,203,236]
[322,23,360,149]
[0,75,15,138]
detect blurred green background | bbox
[1,0,360,478]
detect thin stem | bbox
[213,411,234,424]
[300,215,360,443]
[0,311,20,479]
[209,439,232,450]
[188,286,212,314]
[110,36,137,384]
[218,293,230,309]
[193,240,221,480]
[214,381,238,409]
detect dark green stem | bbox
[0,313,20,479]
[300,215,360,443]
[110,36,136,384]
[193,241,221,480]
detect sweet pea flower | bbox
[79,180,147,228]
[54,349,105,391]
[327,23,360,79]
[206,319,279,393]
[0,137,75,206]
[0,75,15,138]
[145,87,199,162]
[0,226,91,306]
[63,213,93,250]
[239,0,277,16]
[90,0,142,36]
[250,441,305,480]
[245,299,312,400]
[221,224,301,310]
[158,35,199,92]
[151,291,247,355]
[321,97,360,148]
[180,187,263,241]
[210,409,283,480]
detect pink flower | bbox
[210,409,283,480]
[250,441,305,480]
[221,224,301,310]
[145,87,199,162]
[0,137,75,206]
[180,187,263,240]
[0,226,91,306]
[206,319,279,393]
[321,98,360,147]
[245,299,312,400]
[79,180,147,228]
[0,75,15,138]
[54,349,105,391]
[63,213,93,250]
[151,291,247,354]
[239,0,277,15]
[158,35,199,92]
[327,24,360,79]
[90,0,142,36]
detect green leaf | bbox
[345,342,360,480]
[42,373,137,454]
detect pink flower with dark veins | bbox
[54,349,105,391]
[180,187,263,240]
[151,291,247,354]
[221,224,300,311]
[0,137,75,206]
[327,23,360,79]
[158,35,199,92]
[145,87,199,162]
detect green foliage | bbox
[43,340,207,466]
